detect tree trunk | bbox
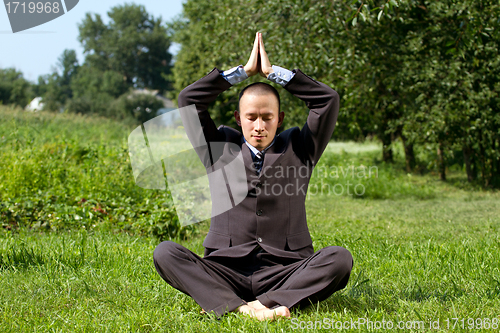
[437,143,446,181]
[402,135,416,173]
[381,131,393,163]
[479,141,489,187]
[462,145,474,182]
[493,140,500,184]
[471,153,478,180]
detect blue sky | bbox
[0,1,184,82]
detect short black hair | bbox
[238,82,280,112]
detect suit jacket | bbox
[178,68,339,261]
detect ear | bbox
[278,111,285,127]
[234,110,241,126]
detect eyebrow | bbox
[244,110,275,116]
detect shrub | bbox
[111,92,165,124]
[0,106,195,240]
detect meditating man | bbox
[153,32,353,320]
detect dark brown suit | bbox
[153,68,353,316]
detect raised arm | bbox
[257,33,340,166]
[178,32,339,165]
[285,71,340,166]
[178,33,262,143]
[178,69,232,143]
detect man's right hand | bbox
[244,32,260,77]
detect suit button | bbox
[256,182,262,188]
[256,209,263,216]
[257,237,262,243]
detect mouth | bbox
[253,135,265,140]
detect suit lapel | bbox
[260,134,285,177]
[241,141,255,174]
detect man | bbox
[153,32,353,320]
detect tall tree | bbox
[171,0,500,186]
[38,49,80,111]
[0,68,32,107]
[78,3,172,93]
[393,1,500,185]
[57,49,79,100]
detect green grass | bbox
[1,106,500,332]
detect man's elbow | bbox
[317,81,339,103]
[177,88,191,108]
[325,84,339,103]
[330,90,339,106]
[323,84,340,109]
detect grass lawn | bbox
[1,107,499,332]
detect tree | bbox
[67,64,129,117]
[342,0,500,185]
[401,1,500,186]
[37,49,80,111]
[78,3,172,93]
[57,49,79,101]
[0,68,33,107]
[170,0,500,187]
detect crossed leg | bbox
[153,241,352,320]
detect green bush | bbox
[65,91,165,124]
[0,68,33,107]
[110,92,165,124]
[0,106,196,241]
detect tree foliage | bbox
[348,1,500,186]
[36,49,80,111]
[0,68,33,107]
[170,0,500,187]
[32,3,174,124]
[78,3,172,93]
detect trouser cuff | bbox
[208,297,246,317]
[256,293,280,309]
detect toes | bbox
[273,306,291,318]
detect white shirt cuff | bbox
[221,65,248,85]
[267,65,295,86]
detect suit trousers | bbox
[153,241,353,316]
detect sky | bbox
[0,0,185,82]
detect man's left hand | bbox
[258,33,274,78]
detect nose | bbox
[255,118,263,132]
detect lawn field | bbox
[1,107,499,332]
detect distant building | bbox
[25,97,45,112]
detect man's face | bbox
[235,92,284,150]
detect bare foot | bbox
[237,304,290,321]
[247,300,267,311]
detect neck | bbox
[244,137,276,154]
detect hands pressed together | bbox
[244,32,274,78]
